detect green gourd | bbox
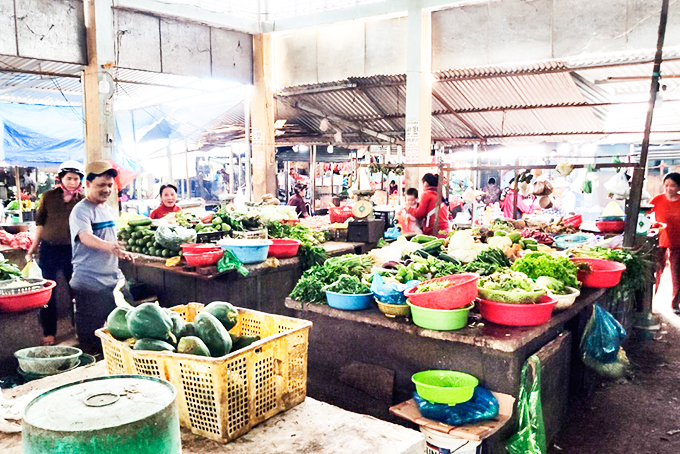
[177,336,211,357]
[201,301,239,331]
[194,311,232,357]
[127,303,173,341]
[106,307,133,340]
[133,338,175,352]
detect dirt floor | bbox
[549,268,680,454]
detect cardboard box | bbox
[389,392,515,442]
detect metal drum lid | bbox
[23,375,176,432]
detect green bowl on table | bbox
[406,300,474,331]
[412,370,479,405]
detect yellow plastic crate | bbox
[95,303,311,442]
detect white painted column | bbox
[404,2,432,191]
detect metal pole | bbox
[184,140,189,199]
[624,0,670,248]
[229,147,235,194]
[244,87,253,201]
[310,145,317,214]
[513,158,519,220]
[131,110,140,200]
[14,167,21,222]
[166,138,173,182]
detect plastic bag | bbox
[414,386,499,426]
[21,260,42,279]
[217,249,249,277]
[370,274,418,305]
[113,279,132,308]
[604,171,630,200]
[506,355,546,454]
[581,304,626,364]
[580,304,629,379]
[384,226,400,240]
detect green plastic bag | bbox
[506,355,546,454]
[217,249,249,277]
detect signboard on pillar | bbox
[252,128,262,147]
[405,122,419,164]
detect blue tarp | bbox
[0,103,84,167]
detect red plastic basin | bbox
[404,273,480,310]
[477,294,558,326]
[570,257,626,288]
[184,250,223,267]
[180,243,222,254]
[0,280,56,313]
[595,220,625,233]
[268,239,302,258]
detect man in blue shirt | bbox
[70,161,133,353]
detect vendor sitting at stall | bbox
[149,184,181,219]
[406,173,450,237]
[288,183,309,218]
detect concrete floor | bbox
[550,266,680,454]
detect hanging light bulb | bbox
[327,144,334,154]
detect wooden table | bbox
[0,363,424,454]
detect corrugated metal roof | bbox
[273,47,680,146]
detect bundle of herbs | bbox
[267,222,328,269]
[570,245,653,294]
[289,254,374,303]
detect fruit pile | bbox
[106,301,260,357]
[117,218,181,258]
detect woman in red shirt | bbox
[650,172,680,313]
[150,184,182,219]
[407,173,450,237]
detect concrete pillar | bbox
[404,3,432,191]
[250,34,277,201]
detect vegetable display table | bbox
[120,242,367,315]
[285,288,607,453]
[0,362,425,454]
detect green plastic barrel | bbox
[22,375,181,454]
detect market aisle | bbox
[549,271,680,454]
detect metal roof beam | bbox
[266,0,469,33]
[276,95,399,144]
[432,130,680,141]
[113,0,262,34]
[431,91,485,141]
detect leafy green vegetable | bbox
[479,270,539,292]
[0,259,22,280]
[289,254,374,303]
[267,222,328,269]
[463,261,502,276]
[511,252,579,288]
[535,276,567,294]
[414,280,451,293]
[394,255,462,283]
[475,248,511,267]
[322,275,369,294]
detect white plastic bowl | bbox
[550,286,580,312]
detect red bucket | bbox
[404,273,479,310]
[477,294,557,326]
[268,239,302,258]
[183,250,223,267]
[570,257,626,288]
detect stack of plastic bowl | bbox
[404,273,479,331]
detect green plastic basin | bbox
[412,370,479,405]
[406,300,474,331]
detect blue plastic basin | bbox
[325,291,374,310]
[218,239,272,264]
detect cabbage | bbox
[536,276,565,294]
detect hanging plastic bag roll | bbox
[506,355,547,454]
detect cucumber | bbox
[194,311,233,357]
[177,336,211,356]
[421,239,445,254]
[437,252,461,265]
[133,338,175,352]
[129,218,152,227]
[411,234,437,244]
